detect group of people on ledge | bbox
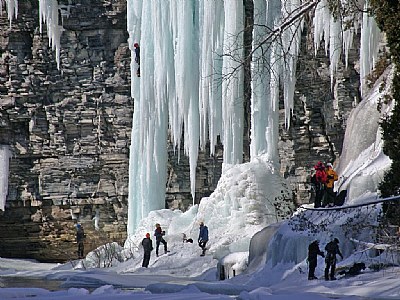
[310,161,346,208]
[141,221,209,268]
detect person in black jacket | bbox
[308,240,324,280]
[154,223,168,257]
[325,238,343,280]
[141,233,153,268]
[76,224,85,259]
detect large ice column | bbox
[128,0,202,233]
[0,0,18,27]
[0,145,10,211]
[198,0,224,155]
[251,0,303,161]
[222,0,244,165]
[170,0,200,204]
[250,0,281,161]
[126,0,142,236]
[127,0,171,234]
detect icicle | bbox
[38,0,63,70]
[222,0,244,165]
[359,0,381,97]
[0,0,18,27]
[198,0,224,155]
[171,0,200,204]
[281,0,303,128]
[250,0,282,162]
[313,0,330,56]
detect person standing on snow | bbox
[141,232,153,268]
[154,223,168,257]
[198,221,209,256]
[324,163,338,207]
[313,161,327,208]
[324,238,343,280]
[307,240,324,280]
[76,223,85,259]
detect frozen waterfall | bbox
[125,0,382,235]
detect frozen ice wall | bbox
[127,0,170,235]
[335,66,393,201]
[0,145,11,211]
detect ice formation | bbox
[313,0,382,91]
[126,0,382,234]
[38,0,64,69]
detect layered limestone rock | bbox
[0,0,131,262]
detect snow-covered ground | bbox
[0,234,400,300]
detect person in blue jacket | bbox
[198,221,209,256]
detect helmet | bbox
[146,233,150,238]
[76,224,81,229]
[327,163,333,168]
[134,43,139,48]
[334,238,339,244]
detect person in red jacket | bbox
[312,161,327,208]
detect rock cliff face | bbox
[0,0,132,262]
[0,1,359,261]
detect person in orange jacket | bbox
[324,163,338,207]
